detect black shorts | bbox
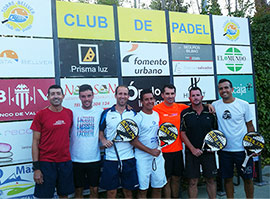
[34,161,74,198]
[162,151,184,178]
[184,150,217,179]
[72,161,101,188]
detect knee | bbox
[206,178,215,185]
[244,179,253,185]
[189,179,198,187]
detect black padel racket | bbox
[152,123,178,171]
[241,132,264,171]
[201,130,227,152]
[114,119,139,172]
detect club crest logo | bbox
[1,1,34,32]
[223,20,240,41]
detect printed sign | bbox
[118,7,167,42]
[172,43,213,75]
[59,39,117,77]
[120,42,169,77]
[170,12,211,44]
[249,103,257,131]
[0,79,54,121]
[61,78,118,109]
[217,75,255,103]
[215,45,252,74]
[0,163,34,198]
[0,37,55,77]
[56,1,115,40]
[0,0,52,37]
[174,76,216,102]
[212,15,250,45]
[123,76,170,111]
[0,121,32,166]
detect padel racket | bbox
[201,130,227,152]
[152,123,178,171]
[241,132,264,171]
[114,119,139,172]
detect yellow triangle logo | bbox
[83,48,95,62]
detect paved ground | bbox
[182,166,270,198]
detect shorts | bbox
[218,151,253,179]
[34,161,74,198]
[184,150,217,179]
[72,161,101,188]
[163,151,184,178]
[136,154,167,190]
[100,158,139,191]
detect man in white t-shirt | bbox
[131,89,167,198]
[212,79,256,198]
[70,84,103,198]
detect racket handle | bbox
[241,154,252,169]
[2,19,8,24]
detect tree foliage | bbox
[200,0,222,15]
[250,4,270,165]
[149,0,189,12]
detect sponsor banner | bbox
[120,42,169,77]
[215,45,252,74]
[56,1,115,40]
[59,39,117,77]
[0,37,55,78]
[212,15,250,45]
[118,7,167,42]
[174,76,216,102]
[0,163,34,198]
[123,76,170,111]
[0,121,32,166]
[171,43,213,75]
[170,12,211,44]
[217,75,255,103]
[0,79,54,121]
[249,104,257,131]
[61,78,117,109]
[0,0,52,37]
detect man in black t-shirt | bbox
[180,87,217,199]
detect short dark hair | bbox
[79,84,93,93]
[115,85,129,95]
[48,85,63,95]
[218,79,233,88]
[189,86,202,96]
[140,89,153,100]
[162,84,176,93]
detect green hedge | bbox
[251,11,270,165]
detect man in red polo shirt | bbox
[31,85,74,198]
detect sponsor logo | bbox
[122,44,168,75]
[0,49,52,65]
[78,44,99,65]
[0,50,18,62]
[217,47,246,72]
[233,82,253,96]
[128,81,162,106]
[223,20,240,41]
[182,77,206,98]
[53,120,66,126]
[1,1,34,32]
[222,110,231,119]
[0,165,34,197]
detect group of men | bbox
[31,78,256,198]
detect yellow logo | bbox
[223,20,240,41]
[1,1,34,32]
[83,48,95,62]
[78,44,99,65]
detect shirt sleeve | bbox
[244,102,253,123]
[99,109,108,131]
[30,111,42,132]
[180,111,187,132]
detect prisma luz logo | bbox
[1,1,34,32]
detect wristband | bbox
[32,161,40,171]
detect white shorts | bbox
[135,153,167,190]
